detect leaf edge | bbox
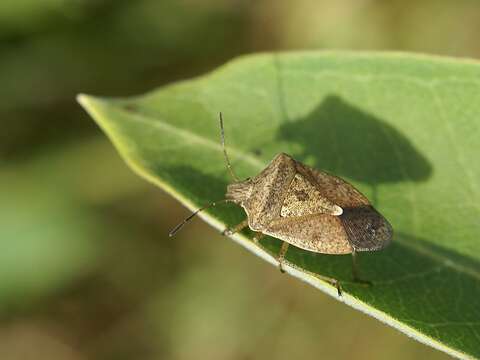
[77,58,473,360]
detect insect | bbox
[170,113,393,294]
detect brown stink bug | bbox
[170,113,393,294]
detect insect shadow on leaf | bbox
[277,95,433,204]
[170,113,395,296]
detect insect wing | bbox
[262,213,352,254]
[340,206,393,251]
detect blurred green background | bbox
[2,1,478,359]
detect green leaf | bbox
[78,51,480,359]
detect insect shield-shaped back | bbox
[226,153,392,254]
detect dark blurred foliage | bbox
[2,0,479,358]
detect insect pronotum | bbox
[170,113,393,295]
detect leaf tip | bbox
[76,93,92,109]
[76,94,105,125]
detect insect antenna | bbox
[219,112,240,182]
[169,199,231,237]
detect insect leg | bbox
[252,232,265,244]
[276,243,342,295]
[222,219,249,236]
[277,241,290,273]
[351,249,372,286]
[313,273,343,297]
